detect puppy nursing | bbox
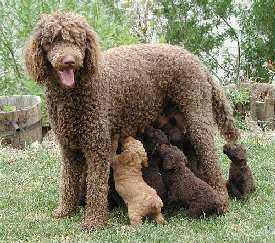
[159,144,224,217]
[112,136,166,225]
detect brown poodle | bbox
[112,136,166,225]
[159,144,223,217]
[223,144,255,199]
[24,12,239,229]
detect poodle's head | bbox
[223,144,247,166]
[24,11,98,89]
[121,137,148,168]
[158,144,187,170]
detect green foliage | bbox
[159,0,234,52]
[157,0,241,81]
[226,87,251,110]
[240,0,275,82]
[225,86,251,129]
[0,104,16,112]
[83,1,140,49]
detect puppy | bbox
[223,144,255,199]
[138,126,169,203]
[112,136,166,225]
[156,110,197,172]
[159,144,223,217]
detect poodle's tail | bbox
[209,75,240,142]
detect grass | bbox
[0,132,275,242]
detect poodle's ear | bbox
[84,26,99,76]
[24,31,47,85]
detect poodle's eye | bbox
[53,35,63,43]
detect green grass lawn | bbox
[0,132,274,242]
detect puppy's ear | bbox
[162,158,175,170]
[24,30,48,84]
[84,25,99,76]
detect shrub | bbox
[225,86,251,130]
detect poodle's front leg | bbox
[81,149,111,230]
[53,147,85,218]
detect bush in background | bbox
[225,85,251,130]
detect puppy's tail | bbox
[209,75,240,142]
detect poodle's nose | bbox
[63,55,76,66]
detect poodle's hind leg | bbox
[186,116,229,212]
[53,148,86,218]
[79,163,87,206]
[149,201,166,224]
[172,71,229,212]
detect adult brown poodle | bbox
[24,11,239,230]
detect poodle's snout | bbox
[63,55,76,66]
[47,43,84,72]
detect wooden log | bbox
[0,95,42,149]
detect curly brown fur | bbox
[159,144,224,217]
[138,127,169,203]
[78,134,124,209]
[78,167,125,209]
[112,137,166,225]
[223,144,255,200]
[156,108,197,172]
[24,11,239,229]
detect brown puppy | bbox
[156,110,197,172]
[138,126,169,203]
[159,144,223,217]
[112,136,166,225]
[223,144,255,199]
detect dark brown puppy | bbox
[223,144,255,199]
[156,107,197,172]
[159,144,223,217]
[138,126,169,203]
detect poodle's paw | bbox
[52,206,78,218]
[81,216,107,231]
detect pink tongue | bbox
[59,69,75,87]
